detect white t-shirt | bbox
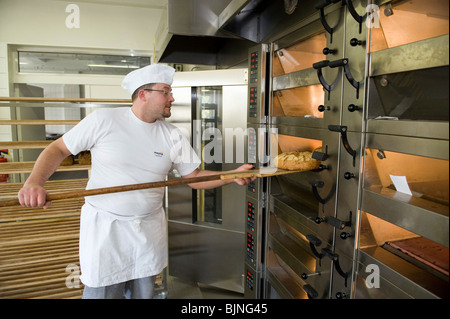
[63,107,200,216]
[62,107,200,287]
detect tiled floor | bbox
[161,275,244,299]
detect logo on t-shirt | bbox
[154,151,164,157]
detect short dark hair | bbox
[131,83,156,101]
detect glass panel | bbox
[370,0,449,52]
[273,31,327,76]
[272,85,324,118]
[367,66,449,121]
[18,51,150,75]
[364,148,449,205]
[359,211,448,298]
[194,86,223,224]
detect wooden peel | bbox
[0,168,303,208]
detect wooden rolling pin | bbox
[0,168,300,207]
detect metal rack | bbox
[0,97,164,298]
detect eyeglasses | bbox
[143,89,173,97]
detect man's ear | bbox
[138,89,147,101]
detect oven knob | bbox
[335,292,348,299]
[347,104,360,112]
[318,105,331,112]
[340,232,353,240]
[315,217,326,224]
[322,47,336,55]
[350,38,365,46]
[301,272,321,279]
[344,172,355,180]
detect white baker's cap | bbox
[121,64,175,94]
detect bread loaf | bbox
[78,151,91,165]
[60,155,74,166]
[274,147,322,171]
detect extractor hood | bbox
[154,0,319,68]
[154,0,256,68]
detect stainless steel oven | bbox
[241,0,448,299]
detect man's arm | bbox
[182,164,256,189]
[18,137,72,208]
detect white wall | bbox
[0,0,163,51]
[0,0,165,140]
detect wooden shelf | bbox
[0,161,91,174]
[0,178,88,200]
[0,120,80,125]
[0,97,98,299]
[0,178,88,299]
[0,141,53,149]
[0,96,130,103]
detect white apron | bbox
[78,202,168,287]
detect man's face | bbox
[144,83,175,119]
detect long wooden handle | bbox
[0,173,223,208]
[0,168,300,208]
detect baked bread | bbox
[78,151,91,165]
[60,155,74,166]
[274,147,322,171]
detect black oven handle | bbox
[328,125,357,166]
[314,0,342,43]
[321,247,350,287]
[328,58,361,98]
[344,0,365,33]
[313,60,341,100]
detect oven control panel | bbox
[247,44,268,124]
[247,201,255,231]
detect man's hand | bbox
[17,138,71,209]
[184,164,257,189]
[18,183,52,209]
[232,163,257,186]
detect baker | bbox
[17,64,255,299]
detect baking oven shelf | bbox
[273,68,319,91]
[362,187,449,248]
[367,120,449,140]
[366,133,449,160]
[271,194,319,238]
[266,266,307,299]
[271,117,324,129]
[370,35,449,76]
[357,246,449,299]
[269,232,316,275]
[271,124,327,139]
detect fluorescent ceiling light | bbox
[88,64,139,69]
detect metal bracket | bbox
[314,0,343,43]
[328,125,356,166]
[344,0,365,33]
[328,58,361,98]
[321,247,350,287]
[306,234,324,263]
[313,60,341,100]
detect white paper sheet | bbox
[389,174,412,195]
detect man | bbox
[18,64,255,299]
